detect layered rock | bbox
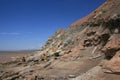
[0,0,120,80]
[102,51,120,73]
[102,34,120,57]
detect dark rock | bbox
[43,62,51,68]
[101,50,120,73]
[102,34,120,57]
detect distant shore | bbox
[0,50,37,63]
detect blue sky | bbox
[0,0,106,51]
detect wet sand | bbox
[0,51,36,63]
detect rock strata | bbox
[0,0,120,80]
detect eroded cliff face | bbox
[0,0,120,80]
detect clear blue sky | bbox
[0,0,106,51]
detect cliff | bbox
[0,0,120,80]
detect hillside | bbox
[0,0,120,80]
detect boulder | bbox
[102,34,120,57]
[102,50,120,73]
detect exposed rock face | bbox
[101,50,120,73]
[102,34,120,57]
[0,0,120,80]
